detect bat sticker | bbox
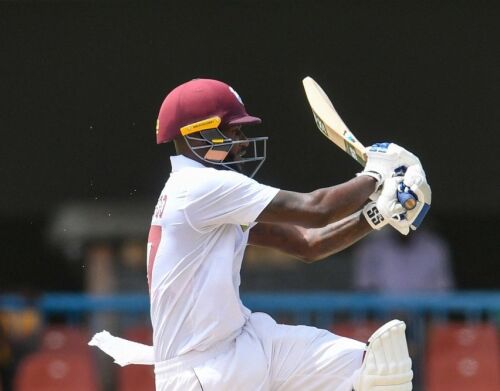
[313,112,328,138]
[345,142,365,165]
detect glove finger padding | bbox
[402,166,432,230]
[375,176,411,235]
[377,177,407,219]
[368,143,421,168]
[403,163,426,182]
[362,143,421,188]
[390,144,421,171]
[364,176,411,234]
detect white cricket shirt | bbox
[148,155,279,361]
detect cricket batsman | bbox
[90,78,431,390]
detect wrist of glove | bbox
[362,201,412,235]
[362,202,389,230]
[356,171,383,195]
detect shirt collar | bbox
[170,155,206,172]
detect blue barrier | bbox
[1,291,499,320]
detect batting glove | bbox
[370,165,432,235]
[363,176,407,233]
[398,164,432,231]
[358,143,421,194]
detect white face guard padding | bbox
[181,117,267,178]
[352,320,413,391]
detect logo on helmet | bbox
[229,87,243,105]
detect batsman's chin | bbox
[229,150,247,161]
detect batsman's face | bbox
[222,125,249,162]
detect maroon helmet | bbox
[156,79,261,144]
[155,79,268,178]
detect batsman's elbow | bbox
[298,231,347,263]
[297,250,328,264]
[295,236,328,263]
[297,254,320,264]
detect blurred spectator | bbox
[242,245,354,291]
[84,238,148,295]
[114,239,149,332]
[115,239,148,294]
[85,242,116,295]
[0,321,9,391]
[353,227,454,293]
[0,306,41,391]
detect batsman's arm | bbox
[257,175,377,228]
[249,212,372,263]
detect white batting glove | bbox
[362,202,388,231]
[377,176,406,219]
[399,164,432,231]
[363,176,408,233]
[383,165,432,234]
[358,143,421,194]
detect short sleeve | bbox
[183,169,279,232]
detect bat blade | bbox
[302,76,418,211]
[302,76,366,166]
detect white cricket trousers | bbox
[154,312,364,391]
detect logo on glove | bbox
[366,205,384,226]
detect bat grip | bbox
[393,165,418,210]
[397,188,418,210]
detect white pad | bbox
[352,320,413,391]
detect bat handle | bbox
[397,187,418,210]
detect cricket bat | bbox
[302,76,417,210]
